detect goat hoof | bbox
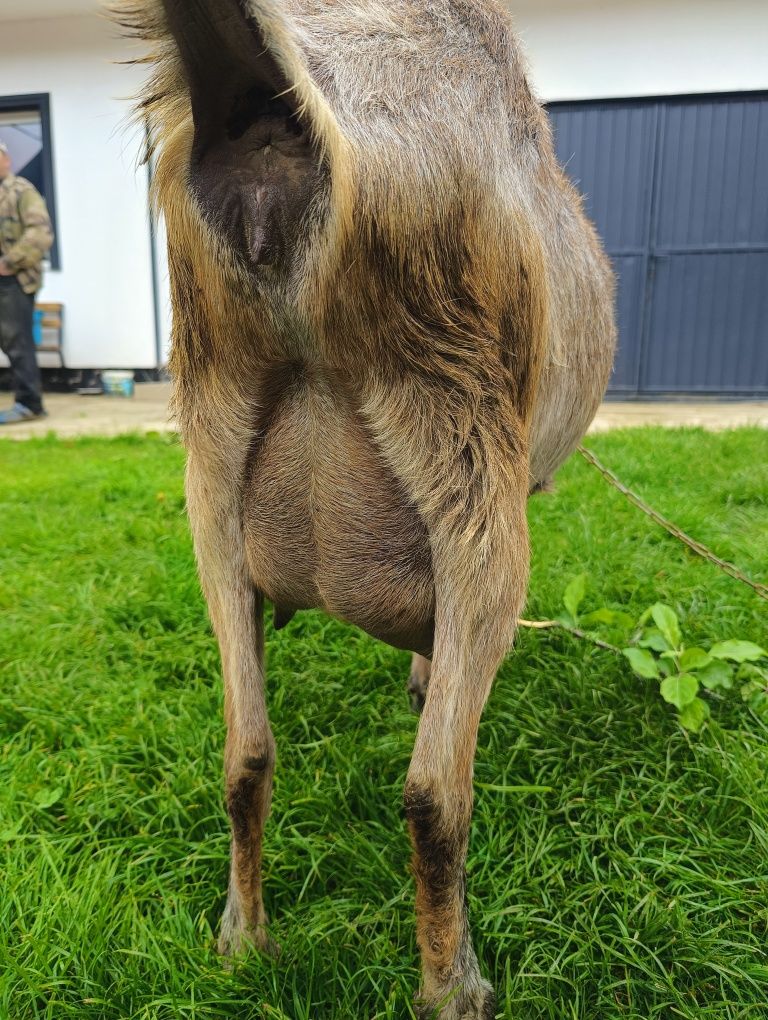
[218,914,280,961]
[415,979,496,1020]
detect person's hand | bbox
[0,259,13,276]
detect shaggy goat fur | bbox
[116,1,615,1015]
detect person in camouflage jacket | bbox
[0,140,54,423]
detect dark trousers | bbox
[0,277,44,415]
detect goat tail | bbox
[240,1,348,165]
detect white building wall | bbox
[511,0,768,102]
[0,14,165,369]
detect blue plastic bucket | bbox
[102,371,135,398]
[33,308,44,346]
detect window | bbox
[0,94,59,269]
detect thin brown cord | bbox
[577,444,768,602]
[517,618,622,653]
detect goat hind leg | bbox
[219,588,278,958]
[405,479,529,1016]
[364,378,530,1015]
[186,454,277,957]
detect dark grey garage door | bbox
[548,94,768,396]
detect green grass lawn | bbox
[0,428,766,1020]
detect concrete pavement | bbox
[0,383,766,440]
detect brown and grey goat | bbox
[120,0,615,1015]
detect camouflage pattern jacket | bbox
[0,175,54,294]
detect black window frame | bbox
[0,92,60,269]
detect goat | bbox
[119,0,615,1015]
